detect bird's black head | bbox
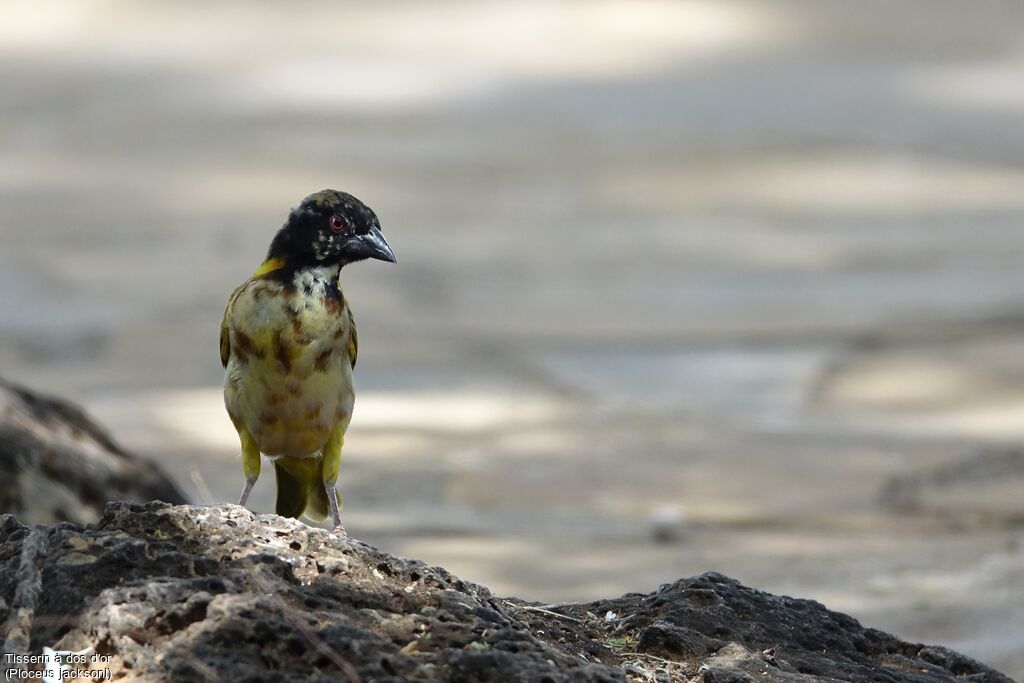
[266,190,396,270]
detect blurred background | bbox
[2,0,1024,676]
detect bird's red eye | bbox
[330,215,347,232]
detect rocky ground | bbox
[0,502,1014,682]
[3,1,1024,678]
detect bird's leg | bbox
[324,481,345,536]
[238,478,257,507]
[237,429,261,508]
[322,426,346,536]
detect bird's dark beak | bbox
[354,226,396,263]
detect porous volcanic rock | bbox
[0,502,1014,682]
[0,379,187,526]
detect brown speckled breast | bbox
[223,265,355,458]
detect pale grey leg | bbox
[325,481,345,536]
[238,477,257,507]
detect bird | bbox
[220,189,395,534]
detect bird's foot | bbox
[330,522,347,538]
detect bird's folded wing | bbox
[347,307,358,369]
[220,283,247,368]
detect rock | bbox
[0,379,187,526]
[0,502,1014,682]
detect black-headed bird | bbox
[221,190,395,534]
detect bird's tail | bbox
[273,456,338,522]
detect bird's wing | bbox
[347,307,358,369]
[219,283,247,368]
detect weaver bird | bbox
[221,189,396,534]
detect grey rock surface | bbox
[0,502,1013,682]
[0,380,187,526]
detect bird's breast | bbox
[224,270,355,457]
